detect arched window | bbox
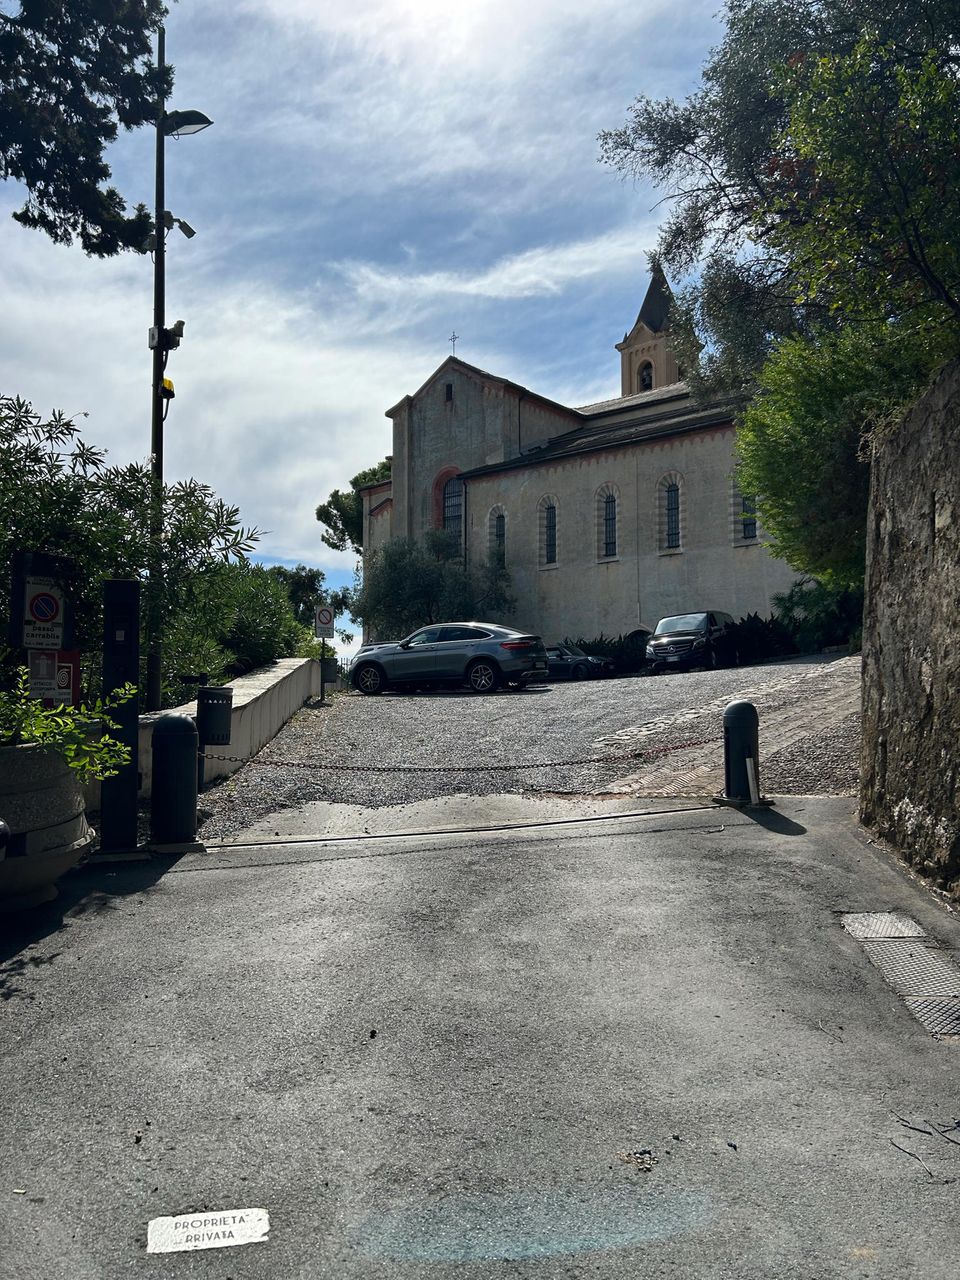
[665,485,680,547]
[638,361,653,393]
[442,475,463,538]
[732,481,758,542]
[658,472,684,552]
[538,495,559,567]
[488,506,506,567]
[740,495,757,541]
[596,484,619,559]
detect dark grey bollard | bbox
[195,684,233,791]
[716,700,772,808]
[151,714,198,845]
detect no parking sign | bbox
[23,576,65,649]
[314,605,336,639]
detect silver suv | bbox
[349,622,548,695]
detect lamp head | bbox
[161,109,213,137]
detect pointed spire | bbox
[636,264,672,334]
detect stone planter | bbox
[0,744,94,911]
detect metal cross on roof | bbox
[449,331,459,355]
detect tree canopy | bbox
[0,0,170,256]
[735,319,953,586]
[265,563,349,629]
[0,393,334,705]
[315,457,391,554]
[763,31,960,328]
[350,530,514,639]
[599,0,960,393]
[602,0,960,585]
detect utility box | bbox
[196,685,233,746]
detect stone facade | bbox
[860,358,960,888]
[361,277,799,641]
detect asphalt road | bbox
[3,797,959,1279]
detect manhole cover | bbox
[903,998,960,1037]
[840,911,926,940]
[861,939,960,999]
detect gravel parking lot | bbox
[198,654,861,841]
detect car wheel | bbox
[707,648,718,670]
[466,659,501,693]
[354,662,386,695]
[571,663,589,681]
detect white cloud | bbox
[1,0,721,578]
[339,225,659,304]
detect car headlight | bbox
[645,646,655,657]
[692,637,706,648]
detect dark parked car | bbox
[645,611,738,672]
[349,622,548,695]
[544,643,612,681]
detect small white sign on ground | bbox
[147,1207,269,1253]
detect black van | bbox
[645,611,738,672]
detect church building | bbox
[360,271,798,641]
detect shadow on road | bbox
[0,855,182,999]
[741,805,808,836]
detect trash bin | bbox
[196,684,233,746]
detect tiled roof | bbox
[460,388,740,479]
[575,381,689,415]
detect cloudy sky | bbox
[1,0,721,638]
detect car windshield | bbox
[655,613,708,634]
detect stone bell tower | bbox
[615,265,683,396]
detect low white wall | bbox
[85,658,322,809]
[139,657,322,797]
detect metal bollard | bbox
[715,700,772,808]
[0,819,9,861]
[150,714,199,846]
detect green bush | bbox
[0,667,135,781]
[771,578,864,654]
[217,563,303,676]
[728,612,797,666]
[567,631,649,674]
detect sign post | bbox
[99,580,142,854]
[313,607,336,707]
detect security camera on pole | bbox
[145,25,213,712]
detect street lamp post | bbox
[145,26,212,711]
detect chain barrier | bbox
[199,735,722,776]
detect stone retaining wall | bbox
[860,359,960,889]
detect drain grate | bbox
[840,912,960,1038]
[860,939,960,999]
[840,911,926,940]
[903,998,960,1038]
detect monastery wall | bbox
[467,424,798,641]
